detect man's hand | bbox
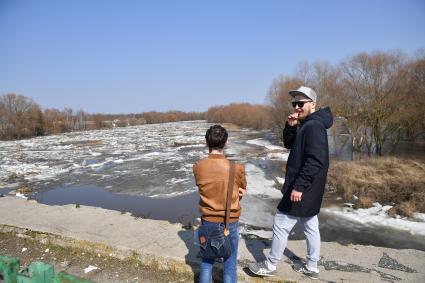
[287,113,299,126]
[290,189,302,202]
[238,187,246,198]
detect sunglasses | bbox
[292,101,312,108]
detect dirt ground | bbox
[0,231,192,283]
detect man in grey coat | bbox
[249,86,333,280]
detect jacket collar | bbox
[208,153,226,159]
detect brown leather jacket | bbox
[193,154,247,223]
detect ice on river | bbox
[0,121,209,196]
[0,121,285,200]
[2,120,424,248]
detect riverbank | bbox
[327,157,425,217]
[1,196,424,282]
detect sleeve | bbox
[237,164,247,190]
[193,163,199,185]
[293,123,327,192]
[283,122,297,149]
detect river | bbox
[1,120,424,251]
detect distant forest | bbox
[0,94,206,140]
[0,92,270,140]
[1,50,424,155]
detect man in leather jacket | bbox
[194,125,247,283]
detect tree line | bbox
[267,49,425,155]
[206,103,271,130]
[0,93,205,140]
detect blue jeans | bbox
[199,220,239,283]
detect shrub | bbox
[327,157,425,217]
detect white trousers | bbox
[267,211,321,270]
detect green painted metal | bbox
[53,272,94,283]
[0,256,94,283]
[17,262,54,283]
[0,256,20,283]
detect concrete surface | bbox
[1,196,424,283]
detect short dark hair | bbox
[205,125,228,151]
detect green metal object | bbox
[53,272,94,283]
[0,256,20,283]
[17,262,54,283]
[0,256,93,283]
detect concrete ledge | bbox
[1,196,424,282]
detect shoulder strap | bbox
[225,161,235,235]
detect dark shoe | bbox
[292,263,319,280]
[248,260,276,277]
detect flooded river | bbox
[1,121,424,251]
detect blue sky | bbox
[1,0,424,114]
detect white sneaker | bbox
[292,263,319,280]
[248,260,276,277]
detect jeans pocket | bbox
[210,231,225,251]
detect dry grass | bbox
[327,157,425,217]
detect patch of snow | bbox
[267,152,289,161]
[84,265,99,273]
[322,205,425,236]
[15,192,28,199]
[275,177,285,185]
[242,228,273,239]
[413,213,425,222]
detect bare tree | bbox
[206,103,271,130]
[0,93,43,139]
[75,109,87,131]
[309,61,343,110]
[339,51,407,155]
[63,108,74,131]
[402,52,425,141]
[266,76,303,136]
[43,108,65,134]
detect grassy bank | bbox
[0,229,192,283]
[327,157,425,217]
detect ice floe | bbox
[246,138,285,151]
[245,163,282,199]
[267,152,289,161]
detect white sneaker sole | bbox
[249,268,275,277]
[293,266,319,280]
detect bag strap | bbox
[224,161,235,236]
